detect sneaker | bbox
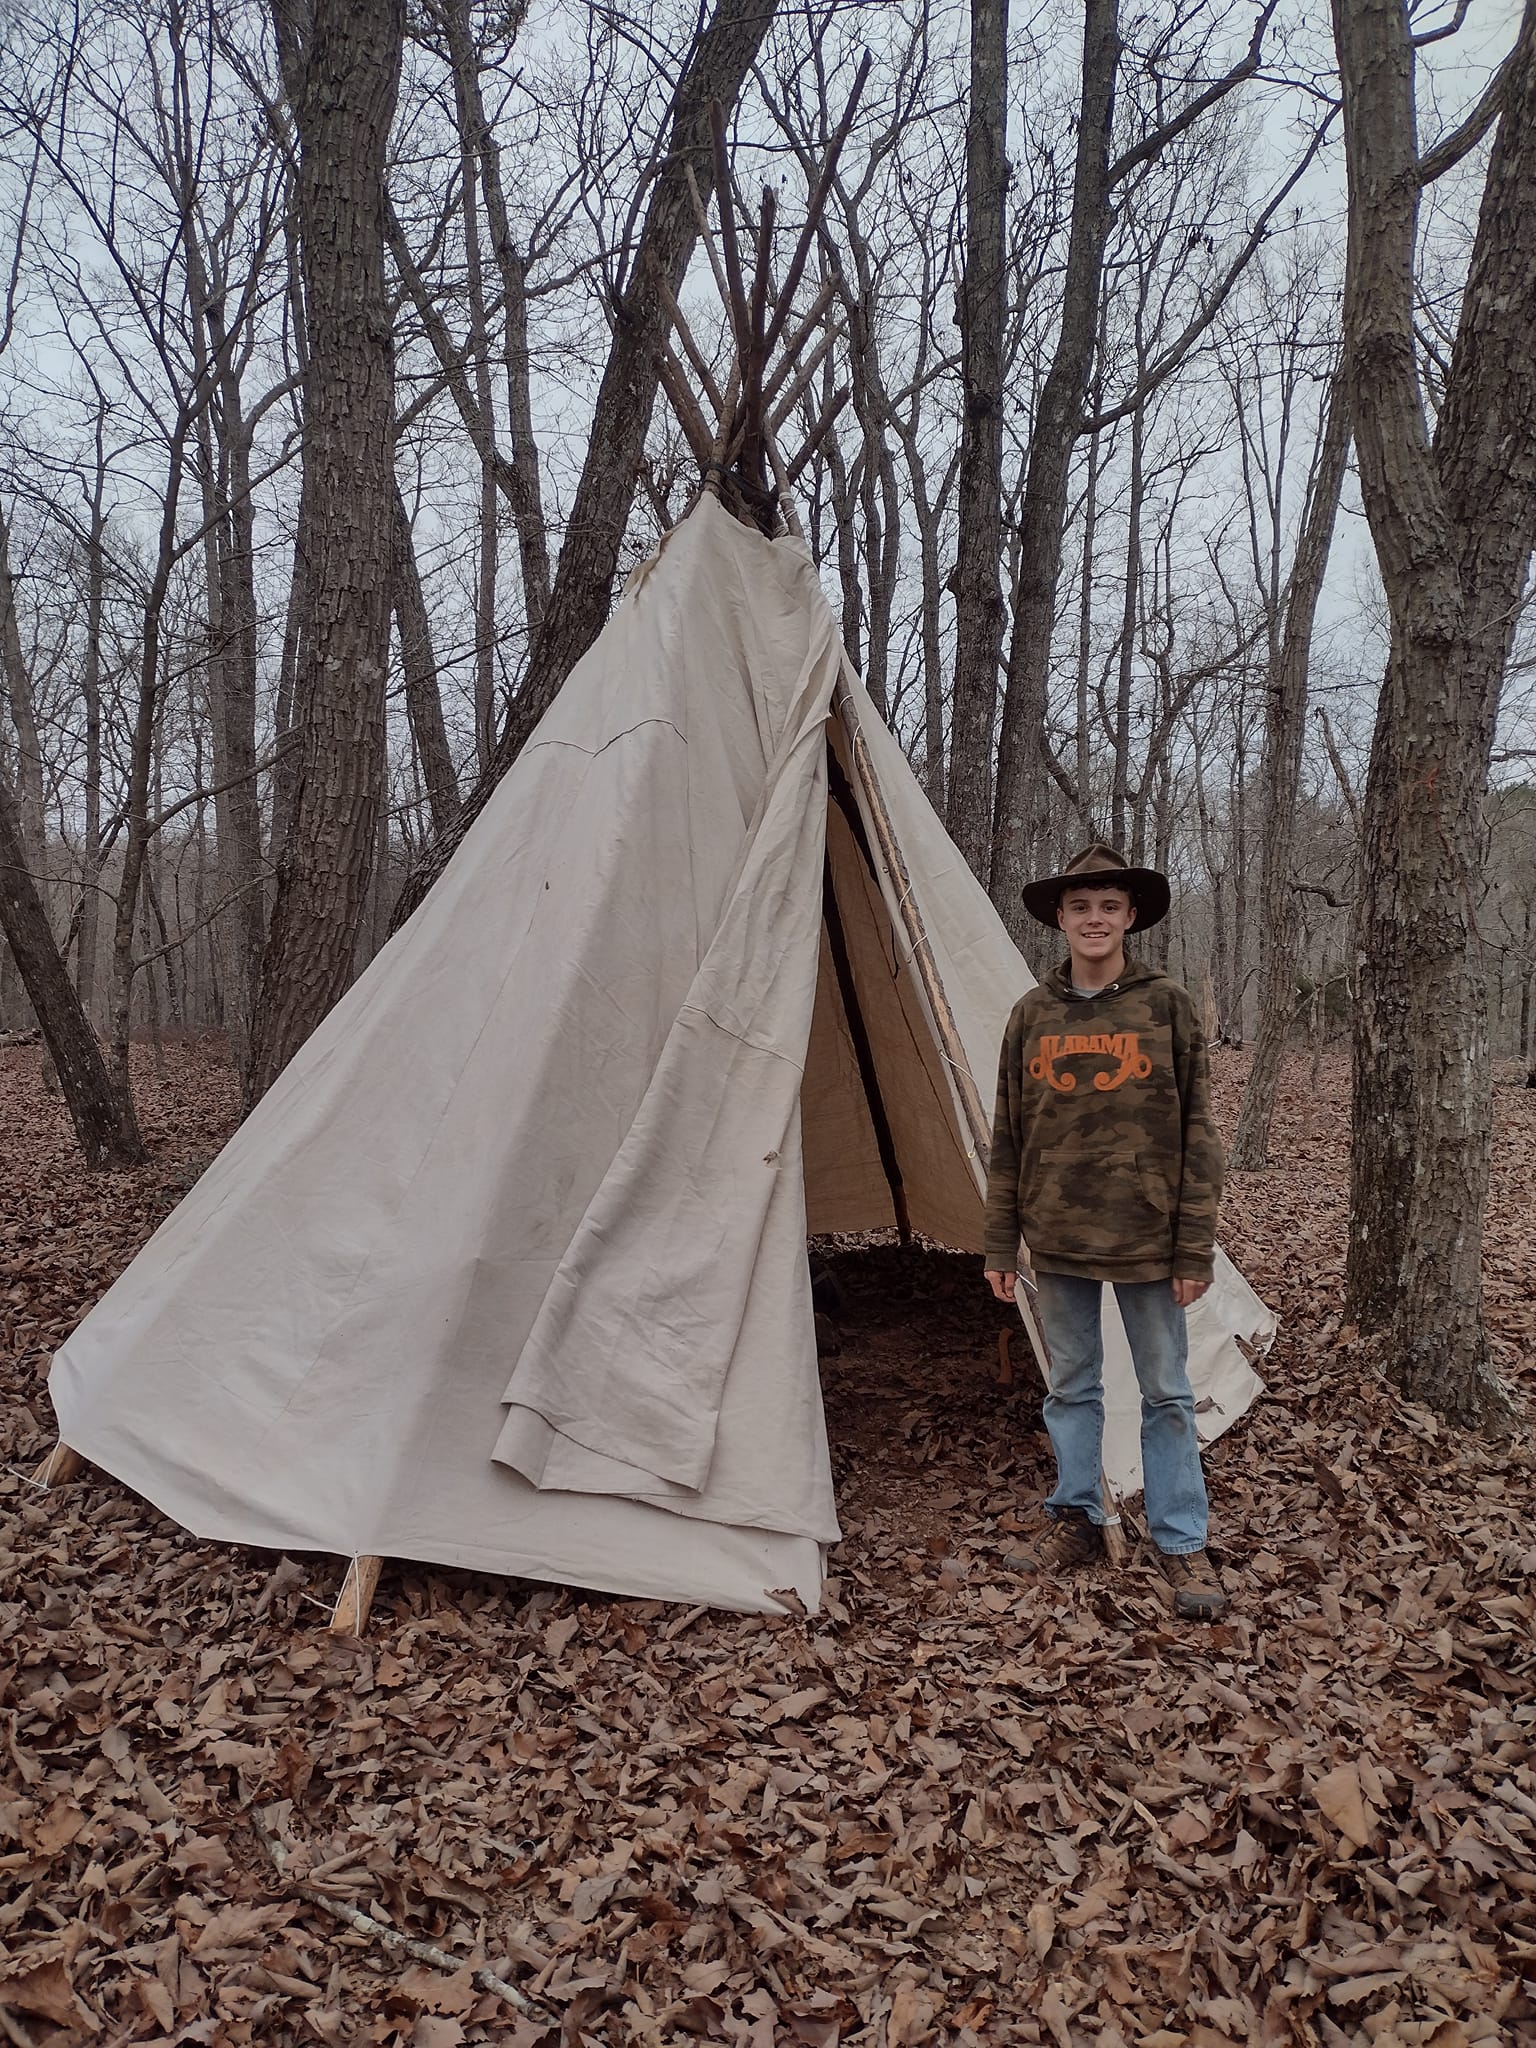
[1002,1507,1105,1575]
[1161,1549,1228,1620]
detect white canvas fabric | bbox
[49,496,1273,1612]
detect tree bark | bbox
[388,0,780,933]
[438,0,551,637]
[990,0,1118,920]
[0,770,145,1167]
[249,0,405,1105]
[391,480,461,836]
[0,506,47,871]
[77,429,106,1024]
[1231,367,1351,1168]
[1336,0,1536,1421]
[945,0,1009,878]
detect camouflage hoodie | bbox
[982,957,1222,1284]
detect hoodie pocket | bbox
[1135,1153,1175,1215]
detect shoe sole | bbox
[1171,1591,1228,1620]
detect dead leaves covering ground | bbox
[0,1042,1533,2048]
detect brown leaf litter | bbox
[0,1042,1532,2045]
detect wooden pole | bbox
[330,1554,383,1635]
[33,1441,85,1486]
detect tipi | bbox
[46,491,1273,1619]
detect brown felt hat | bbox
[1021,842,1171,931]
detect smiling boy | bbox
[982,844,1228,1621]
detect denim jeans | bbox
[1032,1271,1208,1555]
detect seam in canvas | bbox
[523,717,686,761]
[679,1002,808,1073]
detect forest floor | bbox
[0,1042,1533,2048]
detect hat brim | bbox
[1021,866,1171,931]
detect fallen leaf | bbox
[1312,1762,1377,1849]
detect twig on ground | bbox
[256,1824,548,2019]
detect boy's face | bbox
[1057,885,1136,967]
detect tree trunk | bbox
[77,454,105,1025]
[214,418,268,1078]
[249,0,405,1104]
[1109,399,1144,853]
[1336,0,1536,1421]
[945,0,1008,878]
[439,0,551,636]
[271,479,309,868]
[991,0,1118,926]
[0,506,47,871]
[442,0,500,771]
[388,0,781,934]
[0,771,145,1167]
[1231,367,1351,1168]
[391,481,461,835]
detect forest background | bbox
[0,0,1533,1426]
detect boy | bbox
[982,844,1228,1621]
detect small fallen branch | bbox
[257,1825,547,2020]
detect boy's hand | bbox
[985,1269,1017,1302]
[1171,1276,1210,1308]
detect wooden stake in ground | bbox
[330,1554,383,1635]
[32,1442,85,1486]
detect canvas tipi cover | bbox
[49,498,1274,1613]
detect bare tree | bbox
[1231,366,1351,1166]
[945,0,1008,873]
[249,0,406,1102]
[989,0,1295,924]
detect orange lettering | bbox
[1030,1029,1151,1094]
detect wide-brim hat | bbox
[1021,842,1171,931]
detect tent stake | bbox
[32,1441,85,1486]
[330,1554,383,1635]
[821,841,911,1244]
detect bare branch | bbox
[1417,13,1533,183]
[1108,3,1279,186]
[1315,705,1364,836]
[1410,0,1472,48]
[1294,879,1354,908]
[1082,115,1335,434]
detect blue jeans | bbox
[1033,1272,1208,1555]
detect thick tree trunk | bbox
[0,773,145,1167]
[945,0,1009,878]
[249,0,404,1105]
[388,0,780,934]
[1231,368,1351,1168]
[1336,0,1536,1421]
[1348,635,1501,1415]
[991,0,1118,926]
